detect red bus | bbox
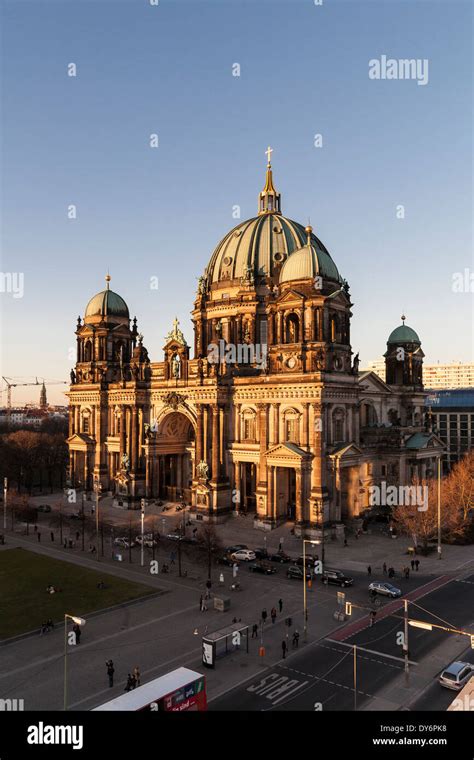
[93,667,206,712]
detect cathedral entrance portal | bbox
[274,467,296,520]
[155,412,195,503]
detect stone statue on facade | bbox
[196,460,209,480]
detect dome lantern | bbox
[258,146,281,215]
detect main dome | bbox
[204,155,342,287]
[85,276,129,320]
[206,213,338,284]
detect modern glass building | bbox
[425,389,474,472]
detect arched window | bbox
[84,340,92,362]
[241,409,256,441]
[285,313,299,343]
[82,410,91,434]
[332,409,345,444]
[284,409,300,443]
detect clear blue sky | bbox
[1,0,472,405]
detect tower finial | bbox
[401,313,406,324]
[105,272,111,290]
[258,147,281,215]
[305,220,313,246]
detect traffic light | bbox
[471,635,474,650]
[345,602,352,616]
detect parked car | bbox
[439,662,474,691]
[114,537,136,549]
[297,554,319,567]
[135,534,158,547]
[322,569,354,587]
[217,553,238,566]
[287,565,312,580]
[253,547,269,560]
[267,551,292,564]
[368,581,401,598]
[225,544,248,554]
[231,549,256,562]
[166,532,184,541]
[248,561,276,575]
[36,504,52,513]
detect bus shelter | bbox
[202,623,249,669]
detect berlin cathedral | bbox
[67,153,444,536]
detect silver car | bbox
[439,661,474,691]
[368,581,402,598]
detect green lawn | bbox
[0,548,156,639]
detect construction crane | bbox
[1,377,68,419]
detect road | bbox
[210,574,474,711]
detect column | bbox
[267,465,274,520]
[131,407,138,470]
[295,469,303,523]
[219,406,225,469]
[234,461,241,511]
[203,406,209,465]
[257,404,268,486]
[235,404,241,443]
[211,405,219,482]
[195,406,203,467]
[119,407,126,458]
[302,403,309,449]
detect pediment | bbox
[358,371,392,394]
[265,442,311,462]
[276,288,305,305]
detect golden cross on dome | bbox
[265,145,273,166]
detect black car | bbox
[296,554,319,567]
[217,554,236,567]
[287,565,312,580]
[248,561,276,575]
[253,547,269,560]
[225,544,248,555]
[321,569,353,587]
[267,551,292,564]
[36,504,52,513]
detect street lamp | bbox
[303,538,320,639]
[64,614,86,711]
[94,479,102,560]
[3,477,7,532]
[437,456,442,559]
[140,498,146,567]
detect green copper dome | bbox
[85,276,129,320]
[387,323,421,345]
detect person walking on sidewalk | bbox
[251,623,258,639]
[382,562,387,575]
[292,630,300,648]
[370,610,376,627]
[278,598,283,613]
[261,608,267,625]
[271,607,277,624]
[281,640,287,659]
[124,674,134,692]
[37,531,41,543]
[106,659,115,687]
[415,559,420,571]
[199,594,203,611]
[133,666,141,687]
[50,531,54,542]
[411,559,415,571]
[404,567,410,580]
[367,565,372,576]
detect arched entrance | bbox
[155,412,195,502]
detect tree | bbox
[392,476,448,553]
[194,524,223,580]
[443,451,474,543]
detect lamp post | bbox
[140,498,146,567]
[3,477,7,532]
[437,456,442,559]
[94,479,102,560]
[316,503,325,565]
[303,538,320,640]
[64,614,86,711]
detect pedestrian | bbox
[170,551,176,565]
[367,565,372,576]
[278,539,283,552]
[206,578,212,592]
[251,623,258,639]
[370,610,376,627]
[133,666,140,687]
[124,674,134,692]
[282,640,287,659]
[278,598,283,613]
[415,559,420,571]
[73,623,81,644]
[76,531,80,542]
[292,630,300,648]
[382,562,387,575]
[50,531,54,542]
[106,659,115,687]
[410,559,415,571]
[199,594,203,611]
[344,538,348,547]
[261,608,267,625]
[46,618,54,631]
[271,607,277,624]
[37,531,41,542]
[405,567,410,580]
[64,539,67,549]
[388,567,394,579]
